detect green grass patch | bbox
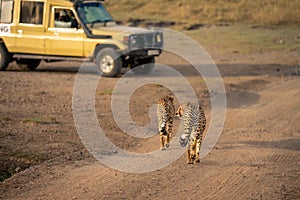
[0,116,12,121]
[22,117,59,124]
[97,88,114,95]
[14,151,49,163]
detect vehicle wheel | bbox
[16,59,41,71]
[0,43,10,71]
[131,57,155,75]
[96,48,122,77]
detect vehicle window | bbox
[20,1,44,24]
[0,0,13,23]
[54,8,78,28]
[76,2,113,24]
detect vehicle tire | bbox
[16,59,41,71]
[131,57,155,75]
[0,43,10,71]
[96,48,122,77]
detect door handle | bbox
[17,30,23,34]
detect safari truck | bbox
[0,0,163,76]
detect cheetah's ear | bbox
[179,105,184,110]
[176,105,184,118]
[158,97,164,103]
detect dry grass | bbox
[104,1,300,55]
[185,24,300,54]
[105,0,300,27]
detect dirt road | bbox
[0,50,299,199]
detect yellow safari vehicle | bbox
[0,0,163,76]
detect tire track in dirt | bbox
[267,152,299,165]
[211,167,258,199]
[238,149,298,167]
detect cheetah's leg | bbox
[167,119,173,139]
[194,139,201,163]
[160,130,168,150]
[165,121,172,148]
[165,134,170,148]
[160,134,166,150]
[187,149,193,164]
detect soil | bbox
[0,49,299,199]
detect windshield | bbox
[76,2,114,25]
